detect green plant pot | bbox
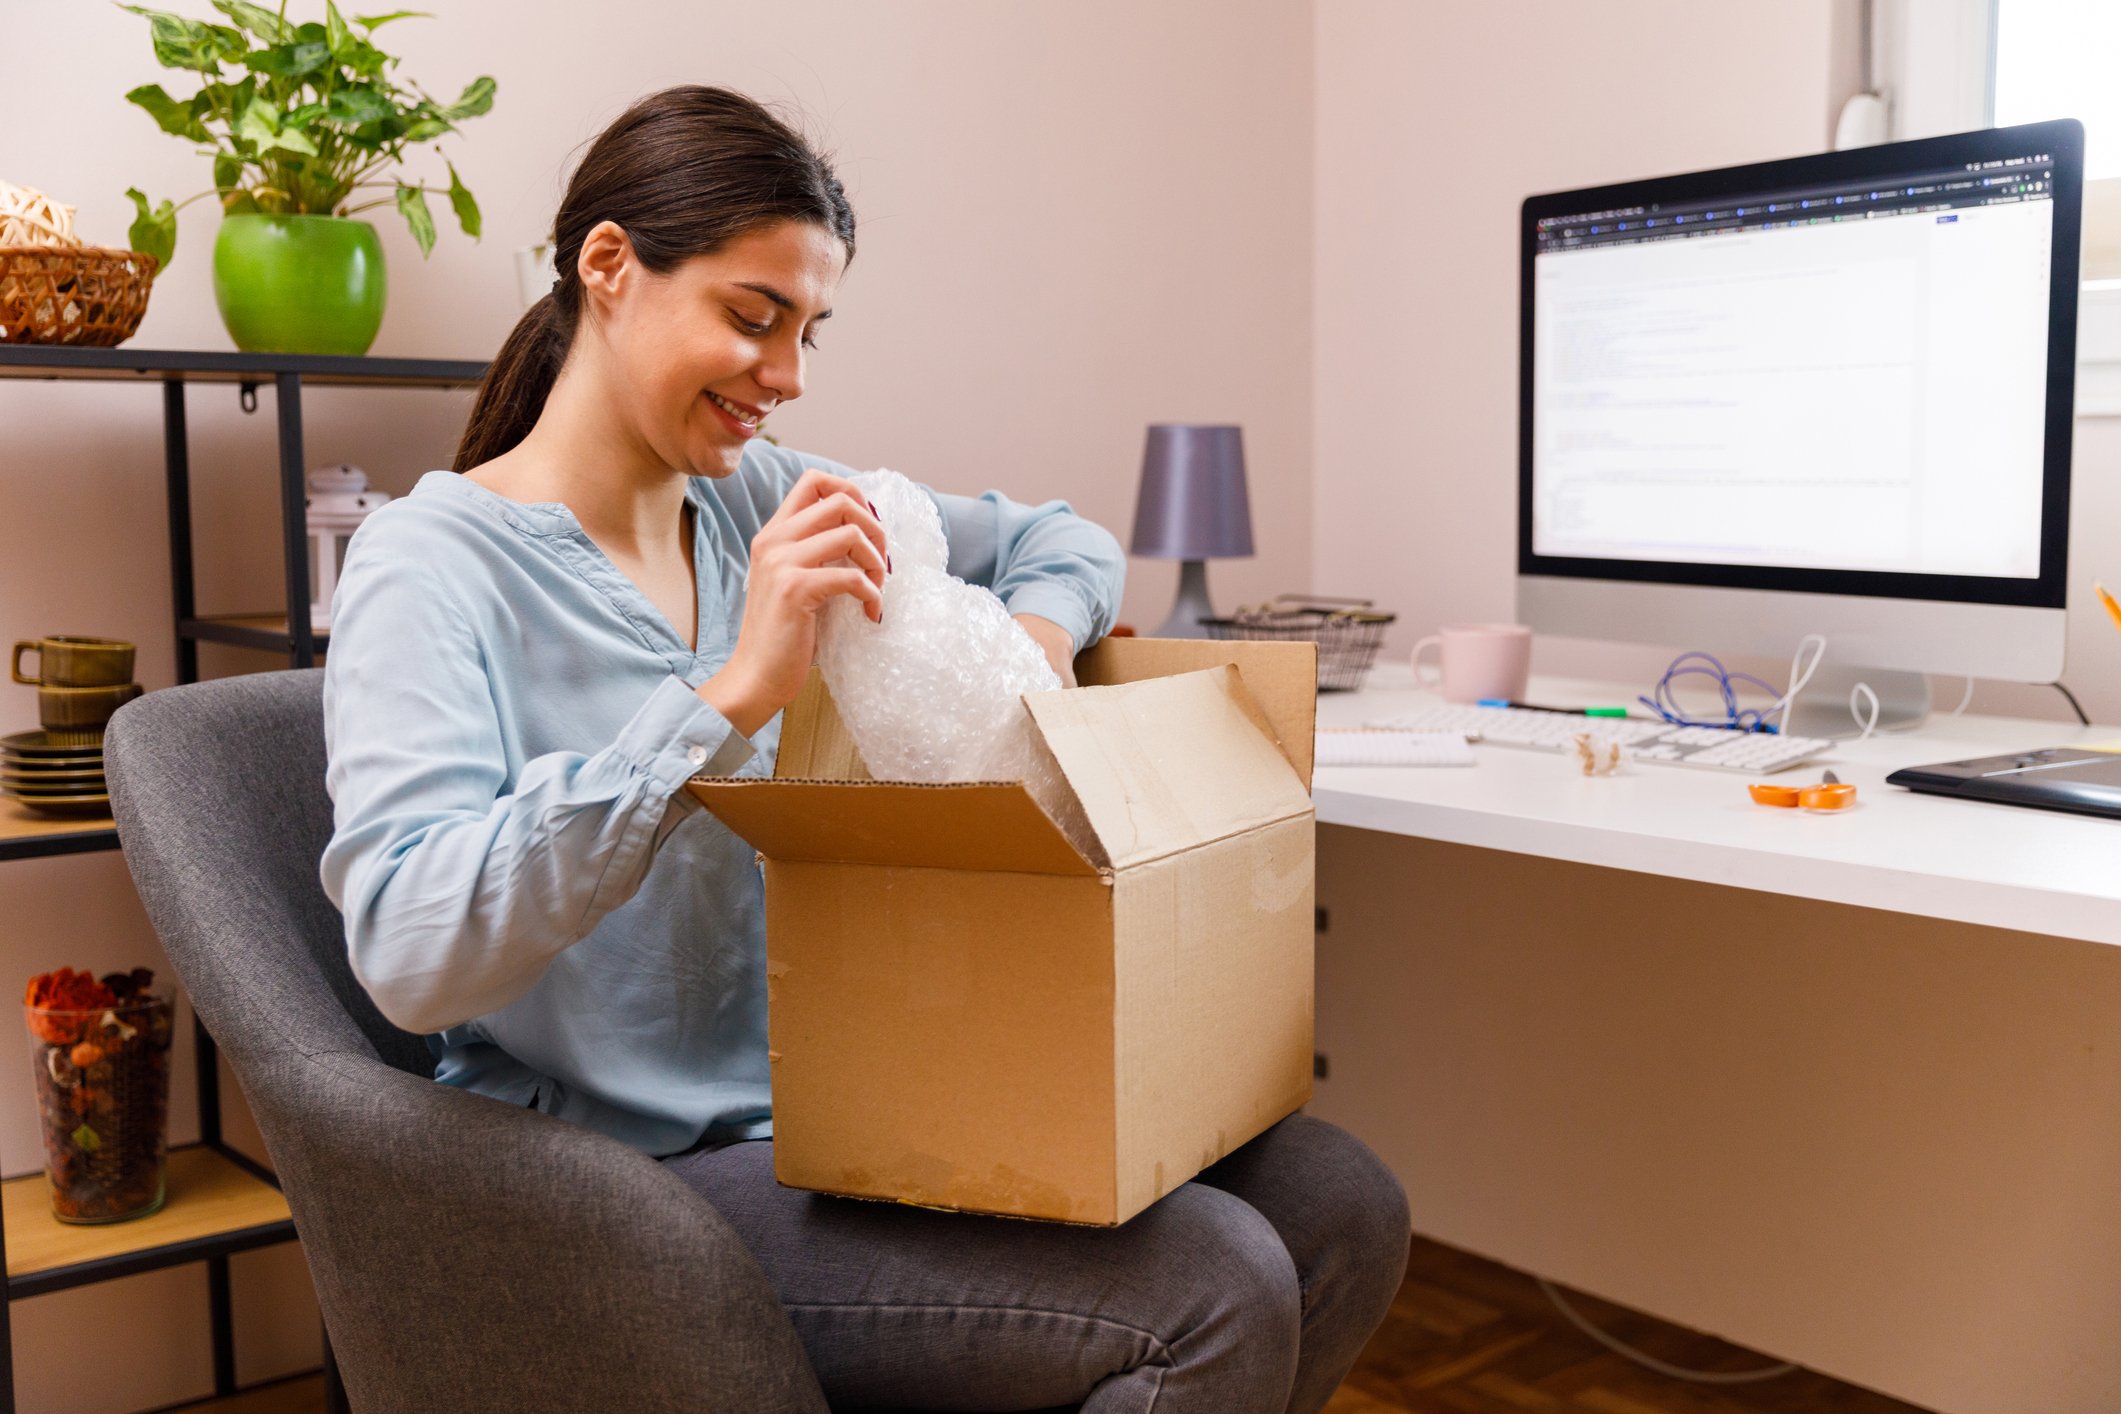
[212,214,386,356]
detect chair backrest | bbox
[104,669,433,1081]
[107,672,839,1414]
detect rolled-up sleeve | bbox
[318,551,752,1036]
[924,486,1127,651]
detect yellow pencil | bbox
[2096,581,2121,636]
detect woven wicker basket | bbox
[1201,595,1396,692]
[0,246,157,347]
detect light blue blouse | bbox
[318,440,1126,1156]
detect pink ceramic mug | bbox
[1410,623,1533,704]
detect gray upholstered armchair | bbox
[105,669,829,1412]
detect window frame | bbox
[1877,0,1996,141]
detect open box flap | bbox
[1075,638,1317,789]
[773,673,872,781]
[686,777,1100,876]
[1023,664,1314,871]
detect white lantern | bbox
[306,465,390,632]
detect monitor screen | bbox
[1520,120,2081,609]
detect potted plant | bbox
[120,1,495,356]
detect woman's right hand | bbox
[700,468,888,738]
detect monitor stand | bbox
[1785,665,1930,740]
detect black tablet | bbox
[1887,748,2121,819]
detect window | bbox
[1994,0,2121,179]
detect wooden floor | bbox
[173,1237,1931,1414]
[1326,1236,1930,1414]
[161,1373,323,1413]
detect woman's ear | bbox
[575,219,637,316]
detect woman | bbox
[320,85,1408,1412]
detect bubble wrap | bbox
[813,470,1069,796]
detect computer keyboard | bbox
[1364,703,1833,774]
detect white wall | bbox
[0,2,1312,1408]
[1313,0,1837,688]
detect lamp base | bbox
[1152,560,1219,639]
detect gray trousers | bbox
[662,1113,1410,1413]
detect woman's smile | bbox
[704,388,765,437]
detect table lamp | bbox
[1130,424,1254,639]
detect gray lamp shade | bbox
[1129,424,1254,560]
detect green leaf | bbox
[237,99,318,157]
[324,0,352,55]
[284,101,328,131]
[202,77,249,114]
[267,123,317,156]
[444,159,479,239]
[124,189,177,269]
[119,4,231,72]
[230,95,314,156]
[125,82,211,141]
[326,85,393,125]
[241,40,330,80]
[341,37,388,77]
[222,189,260,215]
[212,151,244,193]
[235,99,279,149]
[441,75,495,121]
[353,9,430,30]
[401,117,448,142]
[207,0,289,42]
[395,183,436,255]
[345,110,407,150]
[71,1123,101,1153]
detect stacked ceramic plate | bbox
[1,730,109,817]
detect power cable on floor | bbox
[1537,1277,1799,1386]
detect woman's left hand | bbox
[1013,613,1078,688]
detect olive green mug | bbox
[38,682,143,732]
[13,637,135,688]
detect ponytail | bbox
[451,85,856,474]
[453,292,572,471]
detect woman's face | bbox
[593,217,845,479]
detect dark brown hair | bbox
[453,85,856,472]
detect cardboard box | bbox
[686,637,1319,1225]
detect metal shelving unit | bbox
[0,345,485,1412]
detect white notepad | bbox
[1314,728,1476,767]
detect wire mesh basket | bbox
[1200,595,1396,691]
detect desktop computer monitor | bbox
[1518,119,2083,734]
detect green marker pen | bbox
[1479,699,1632,718]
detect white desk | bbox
[1315,663,2121,947]
[1303,665,2121,1414]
